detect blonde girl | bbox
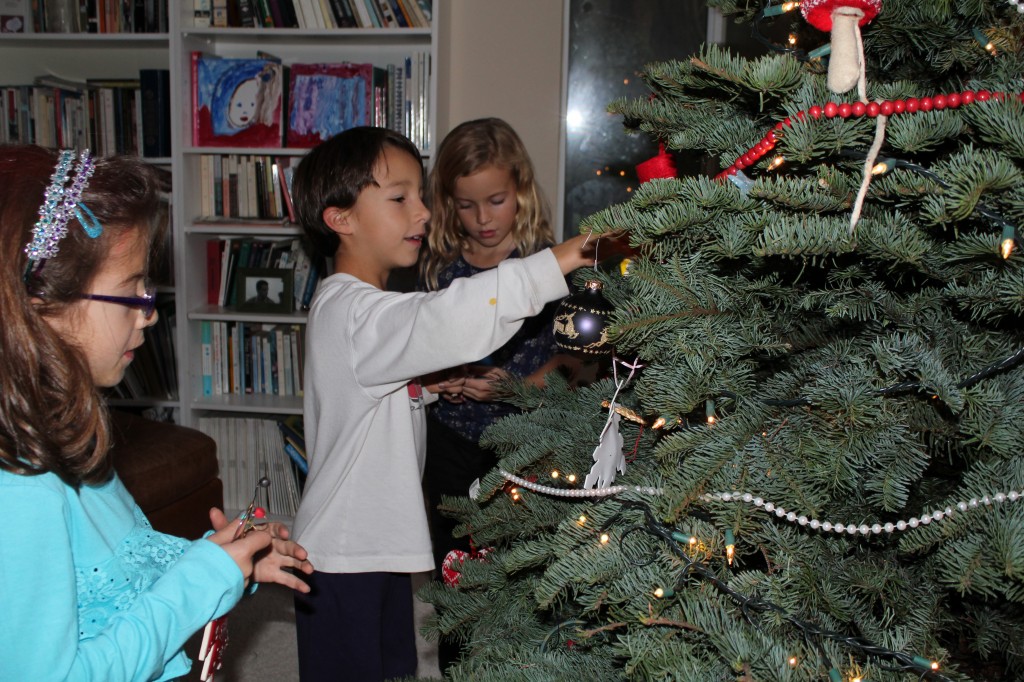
[419,118,578,672]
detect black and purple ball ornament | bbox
[553,280,613,356]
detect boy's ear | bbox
[323,206,355,236]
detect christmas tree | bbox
[420,1,1024,680]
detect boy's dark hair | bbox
[293,126,423,261]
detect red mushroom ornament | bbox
[801,0,881,94]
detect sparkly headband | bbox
[23,148,102,281]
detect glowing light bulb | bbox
[551,470,560,479]
[567,474,577,483]
[871,161,890,175]
[600,533,610,544]
[577,515,587,526]
[652,417,667,429]
[789,656,798,667]
[653,586,673,598]
[768,155,785,169]
[1002,238,1014,260]
[707,415,716,425]
[787,33,797,45]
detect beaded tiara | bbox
[23,148,102,281]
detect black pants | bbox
[422,418,498,673]
[293,570,417,681]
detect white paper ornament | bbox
[584,409,626,488]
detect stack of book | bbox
[1,69,172,158]
[198,416,303,515]
[196,0,432,29]
[200,321,305,398]
[1,0,168,33]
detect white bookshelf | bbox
[169,4,439,429]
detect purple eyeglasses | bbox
[79,281,157,318]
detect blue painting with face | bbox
[194,55,283,147]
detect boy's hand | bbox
[207,508,314,593]
[422,367,468,403]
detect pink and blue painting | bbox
[286,62,373,149]
[192,53,283,148]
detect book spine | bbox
[386,0,407,27]
[374,0,396,26]
[266,0,285,26]
[212,0,228,26]
[283,441,308,475]
[139,68,170,157]
[201,320,213,396]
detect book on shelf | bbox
[192,52,284,148]
[139,69,171,158]
[0,0,32,33]
[276,158,297,223]
[199,416,302,515]
[197,154,293,222]
[202,321,304,397]
[193,0,211,27]
[285,62,373,148]
[373,0,397,27]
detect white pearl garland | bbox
[704,490,1021,535]
[498,472,1019,537]
[499,470,663,497]
[1011,0,1024,12]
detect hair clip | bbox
[23,149,101,281]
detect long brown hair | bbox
[421,118,554,290]
[0,145,160,486]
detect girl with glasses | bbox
[0,144,313,681]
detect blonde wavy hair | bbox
[421,118,554,290]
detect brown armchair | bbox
[109,409,222,540]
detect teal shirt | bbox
[0,468,243,681]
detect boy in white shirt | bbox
[290,126,597,681]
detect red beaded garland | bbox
[714,90,1019,181]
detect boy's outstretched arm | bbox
[550,231,624,274]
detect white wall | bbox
[437,0,566,234]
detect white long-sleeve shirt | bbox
[293,249,570,573]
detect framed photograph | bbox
[235,267,294,313]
